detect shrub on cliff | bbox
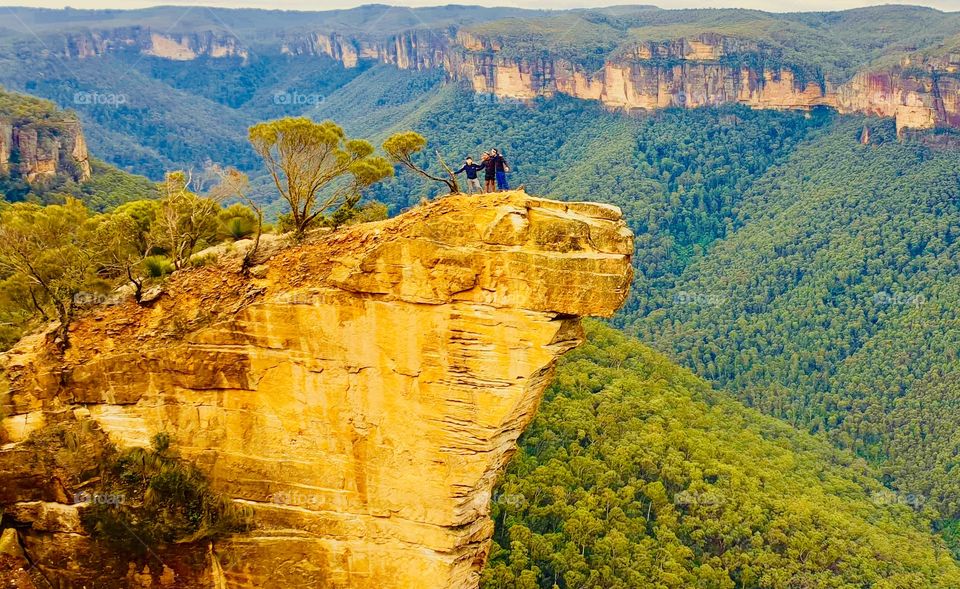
[0,198,105,348]
[81,433,252,555]
[382,131,460,195]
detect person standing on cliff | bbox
[492,148,510,192]
[455,156,485,194]
[481,151,497,193]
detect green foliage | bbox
[189,252,219,268]
[349,201,389,224]
[143,255,175,278]
[383,130,459,194]
[0,85,67,124]
[942,520,960,560]
[0,198,103,346]
[81,432,252,555]
[218,203,258,240]
[627,117,960,528]
[248,117,393,234]
[79,160,158,212]
[483,323,960,588]
[152,172,220,268]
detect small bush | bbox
[351,201,390,224]
[276,212,296,235]
[189,252,218,268]
[81,432,252,556]
[143,256,175,278]
[223,216,255,240]
[218,203,258,240]
[324,200,391,228]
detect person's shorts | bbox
[495,170,509,190]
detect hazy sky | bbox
[1,0,958,12]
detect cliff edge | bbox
[0,191,634,588]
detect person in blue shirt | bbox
[491,148,510,191]
[455,156,485,193]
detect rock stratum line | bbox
[0,192,634,588]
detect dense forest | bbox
[483,323,960,588]
[2,4,960,581]
[629,117,960,530]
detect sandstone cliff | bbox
[0,99,91,183]
[0,192,633,588]
[46,21,960,133]
[305,30,960,134]
[62,27,247,61]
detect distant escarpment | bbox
[0,192,633,588]
[304,30,960,135]
[0,90,91,183]
[61,27,247,61]
[45,21,960,133]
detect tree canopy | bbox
[249,117,392,235]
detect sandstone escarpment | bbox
[0,116,91,183]
[0,192,633,588]
[307,30,960,133]
[46,21,960,132]
[61,27,247,61]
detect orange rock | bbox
[1,192,633,588]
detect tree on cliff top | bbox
[0,198,101,348]
[249,117,393,236]
[382,131,459,195]
[150,171,220,269]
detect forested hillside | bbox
[305,66,960,549]
[2,4,959,179]
[483,323,960,588]
[630,117,960,528]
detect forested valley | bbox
[2,5,960,585]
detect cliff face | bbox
[61,27,247,61]
[0,117,91,183]
[0,192,633,588]
[306,30,960,133]
[47,24,960,132]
